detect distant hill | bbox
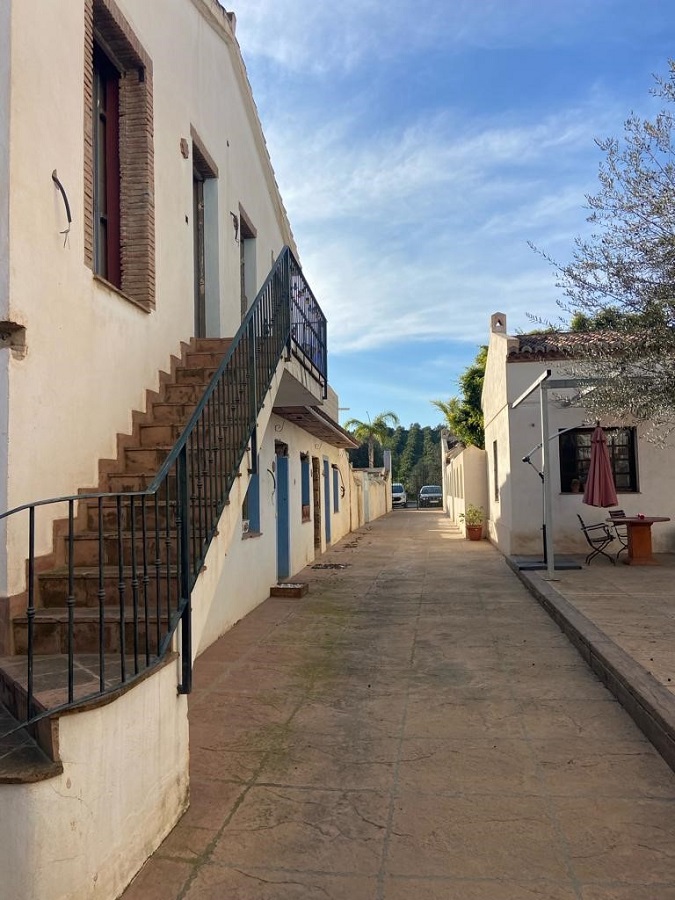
[348,423,443,495]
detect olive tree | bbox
[536,61,675,440]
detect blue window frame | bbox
[301,454,311,522]
[332,466,339,513]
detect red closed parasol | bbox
[583,424,618,508]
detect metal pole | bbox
[540,383,556,579]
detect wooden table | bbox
[607,516,671,565]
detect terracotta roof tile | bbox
[508,330,628,361]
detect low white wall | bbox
[350,469,390,528]
[442,445,488,536]
[0,660,189,900]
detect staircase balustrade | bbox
[0,246,326,738]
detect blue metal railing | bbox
[0,246,326,738]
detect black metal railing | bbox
[0,246,326,737]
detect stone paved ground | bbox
[121,509,675,900]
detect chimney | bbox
[491,312,506,334]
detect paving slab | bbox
[122,510,675,899]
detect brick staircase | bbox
[2,337,233,712]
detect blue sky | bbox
[234,1,675,428]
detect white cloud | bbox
[252,97,624,352]
[234,0,617,75]
[229,0,662,373]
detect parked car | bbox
[392,482,407,507]
[418,485,443,508]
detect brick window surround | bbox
[84,0,155,310]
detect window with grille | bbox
[559,427,637,493]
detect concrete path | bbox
[122,510,675,899]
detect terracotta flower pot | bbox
[466,524,483,541]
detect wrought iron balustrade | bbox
[0,245,326,738]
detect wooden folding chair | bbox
[577,513,616,565]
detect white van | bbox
[392,483,407,508]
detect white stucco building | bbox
[0,2,388,897]
[481,312,675,558]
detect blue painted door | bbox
[323,458,331,545]
[276,455,290,580]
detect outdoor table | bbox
[606,516,671,565]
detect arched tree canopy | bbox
[431,346,487,449]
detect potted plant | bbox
[459,504,484,540]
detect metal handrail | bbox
[0,245,326,738]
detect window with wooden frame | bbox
[559,427,638,493]
[92,44,120,284]
[84,0,155,309]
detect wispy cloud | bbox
[255,98,623,351]
[229,0,672,423]
[234,0,618,75]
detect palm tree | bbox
[431,346,487,449]
[344,411,400,468]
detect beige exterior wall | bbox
[0,0,9,320]
[350,469,391,527]
[0,660,189,900]
[3,0,295,587]
[441,444,488,535]
[482,314,675,557]
[0,2,10,578]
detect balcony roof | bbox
[273,406,359,449]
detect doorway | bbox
[193,171,206,338]
[323,458,331,545]
[276,443,290,580]
[191,131,219,338]
[239,207,257,320]
[312,457,321,551]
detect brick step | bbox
[37,566,178,608]
[162,375,251,406]
[83,498,178,531]
[82,493,230,534]
[102,470,175,493]
[124,436,243,473]
[0,701,62,782]
[192,338,232,355]
[0,653,157,724]
[123,445,174,473]
[13,607,176,655]
[174,366,218,385]
[138,423,185,447]
[147,402,197,425]
[162,382,210,405]
[182,350,229,369]
[67,531,179,567]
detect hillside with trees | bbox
[347,419,443,496]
